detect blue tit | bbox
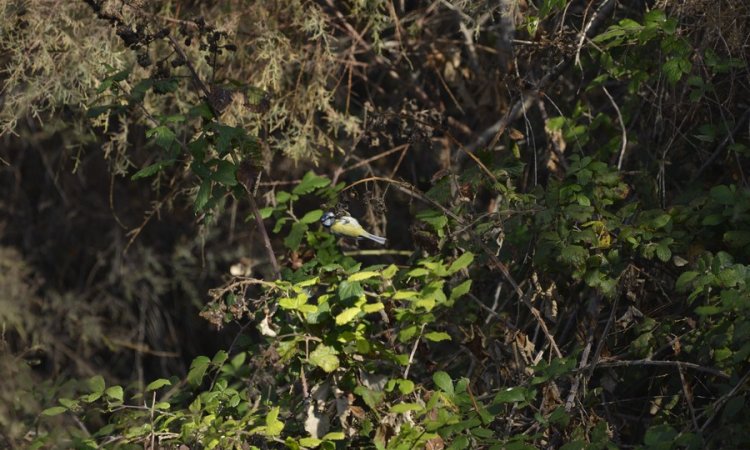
[320,211,387,245]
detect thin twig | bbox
[125,183,181,252]
[602,86,628,170]
[331,108,368,186]
[249,193,281,280]
[678,365,699,431]
[466,0,616,154]
[466,384,489,425]
[691,107,750,182]
[388,143,411,179]
[485,250,563,359]
[565,322,594,411]
[342,176,462,222]
[149,391,156,450]
[343,143,409,173]
[166,34,214,112]
[698,369,750,432]
[582,359,730,379]
[404,323,426,379]
[300,365,309,398]
[342,249,412,256]
[585,294,619,380]
[447,134,499,184]
[209,277,280,299]
[574,0,605,69]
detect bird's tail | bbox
[363,232,387,245]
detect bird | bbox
[320,211,387,245]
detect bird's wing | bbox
[340,216,361,226]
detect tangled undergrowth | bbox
[1,0,749,448]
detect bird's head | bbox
[321,211,335,227]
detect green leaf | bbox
[399,381,416,396]
[651,213,672,229]
[347,271,379,282]
[96,79,114,94]
[448,252,474,274]
[393,290,418,300]
[293,171,330,195]
[295,277,320,288]
[407,268,429,277]
[710,185,734,205]
[338,281,363,300]
[41,406,67,416]
[284,222,307,251]
[663,57,691,85]
[382,264,398,279]
[277,339,299,361]
[560,440,588,450]
[389,379,415,395]
[299,438,322,447]
[163,114,186,124]
[212,123,245,155]
[335,307,361,325]
[702,214,724,226]
[188,136,208,158]
[390,402,424,414]
[675,271,699,292]
[145,125,176,149]
[231,352,247,368]
[81,392,102,403]
[433,371,454,395]
[718,268,742,288]
[105,386,124,402]
[145,379,172,392]
[131,160,175,180]
[494,386,527,403]
[424,331,451,342]
[558,245,588,266]
[265,406,284,436]
[362,302,384,313]
[58,398,78,410]
[416,209,448,237]
[212,350,228,366]
[129,79,154,103]
[276,191,292,204]
[450,280,472,301]
[655,244,671,262]
[153,78,179,94]
[354,385,384,408]
[88,375,105,393]
[279,294,309,311]
[212,160,237,186]
[273,217,290,233]
[322,431,345,441]
[714,347,732,362]
[448,436,470,450]
[695,305,722,316]
[300,209,323,224]
[97,69,129,93]
[188,356,211,387]
[194,180,212,212]
[309,345,339,373]
[724,230,750,248]
[576,194,591,206]
[398,325,418,342]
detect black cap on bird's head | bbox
[321,211,335,227]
